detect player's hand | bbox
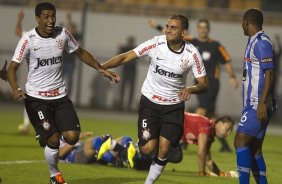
[79,131,93,139]
[0,60,8,81]
[148,19,157,28]
[100,69,120,83]
[229,77,238,89]
[179,87,191,101]
[12,88,26,101]
[257,102,267,121]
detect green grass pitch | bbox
[0,107,282,184]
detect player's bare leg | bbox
[145,136,171,184]
[139,139,158,155]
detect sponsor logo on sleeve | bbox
[261,57,272,63]
[65,29,78,46]
[138,43,156,55]
[16,39,28,61]
[193,53,202,74]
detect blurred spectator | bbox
[63,11,81,97]
[118,36,137,110]
[207,0,229,8]
[262,0,282,12]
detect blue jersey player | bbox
[234,9,275,184]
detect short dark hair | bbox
[35,2,56,17]
[197,19,210,30]
[215,116,234,126]
[169,14,189,30]
[243,8,263,28]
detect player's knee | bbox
[62,131,80,145]
[158,143,170,158]
[140,145,154,155]
[46,133,60,148]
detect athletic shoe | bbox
[127,142,136,168]
[97,137,111,160]
[50,173,67,184]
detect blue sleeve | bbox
[254,40,274,70]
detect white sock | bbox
[44,145,60,177]
[144,158,166,184]
[23,108,30,128]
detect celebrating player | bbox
[148,18,238,152]
[101,14,208,184]
[182,112,234,176]
[7,2,119,184]
[234,8,275,184]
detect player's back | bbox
[183,112,214,144]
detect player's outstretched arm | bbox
[197,133,208,176]
[7,61,26,100]
[15,10,24,38]
[179,76,208,101]
[74,47,120,83]
[102,50,138,69]
[206,145,223,176]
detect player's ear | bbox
[35,16,40,23]
[182,29,188,37]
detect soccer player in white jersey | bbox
[101,14,208,184]
[7,2,119,184]
[234,9,275,184]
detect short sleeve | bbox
[198,120,213,136]
[191,49,206,78]
[64,28,79,54]
[254,40,274,70]
[217,43,231,64]
[133,37,157,57]
[12,34,30,63]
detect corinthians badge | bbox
[42,120,51,131]
[142,128,151,141]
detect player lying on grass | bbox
[182,112,236,176]
[59,132,183,170]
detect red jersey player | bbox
[182,112,234,176]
